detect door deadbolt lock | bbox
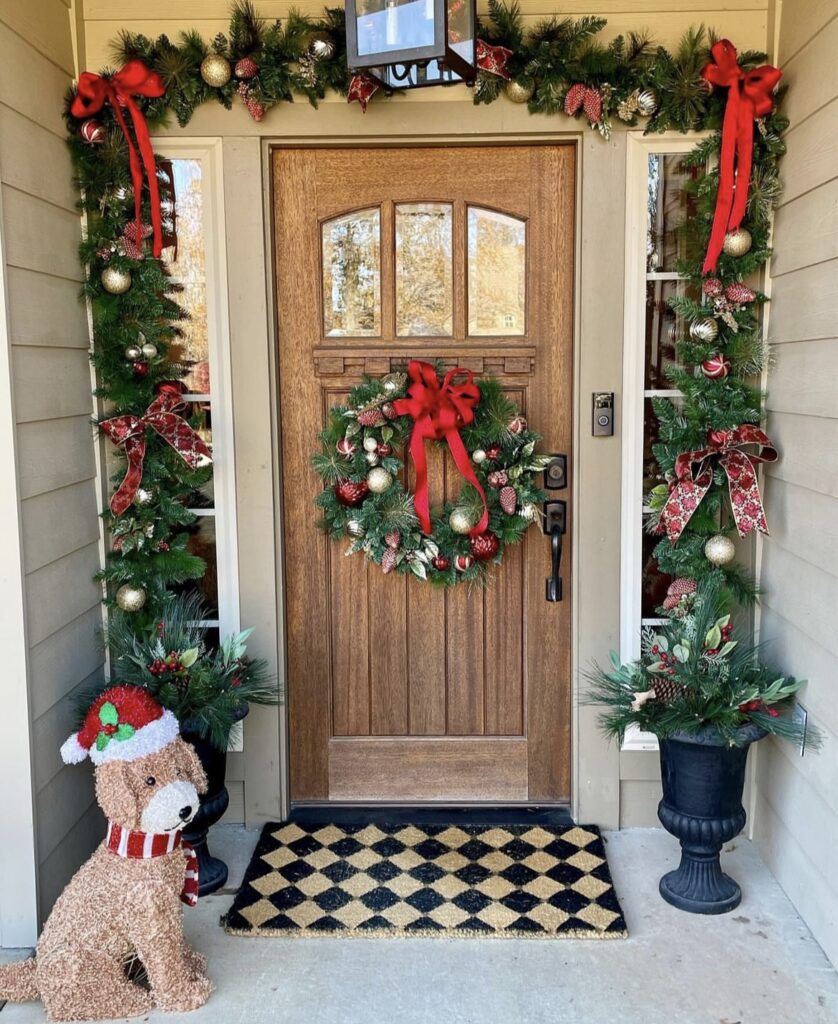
[592,392,614,437]
[543,454,568,490]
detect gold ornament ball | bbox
[124,344,142,361]
[449,508,473,535]
[723,227,752,258]
[689,316,719,344]
[134,487,155,507]
[520,503,538,522]
[141,341,158,359]
[115,583,147,612]
[201,53,232,88]
[101,266,132,294]
[347,519,364,537]
[307,30,336,60]
[636,88,658,116]
[704,533,736,567]
[504,79,535,104]
[367,466,393,494]
[365,451,379,466]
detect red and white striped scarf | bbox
[105,822,199,907]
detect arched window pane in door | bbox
[467,207,526,336]
[322,208,381,336]
[395,202,453,336]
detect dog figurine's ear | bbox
[175,737,208,796]
[95,760,140,829]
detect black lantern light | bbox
[345,0,476,90]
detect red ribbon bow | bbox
[71,61,166,259]
[393,360,489,537]
[700,40,781,274]
[476,40,513,80]
[660,424,778,541]
[99,391,213,516]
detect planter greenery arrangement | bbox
[590,578,820,914]
[84,594,277,894]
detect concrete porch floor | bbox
[2,826,837,1024]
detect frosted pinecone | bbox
[358,408,386,427]
[384,530,400,549]
[381,548,397,574]
[499,486,517,515]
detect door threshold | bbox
[289,802,574,827]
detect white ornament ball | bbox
[723,228,752,259]
[363,436,379,452]
[383,379,398,394]
[689,316,719,344]
[115,583,147,612]
[704,533,736,567]
[365,451,379,466]
[124,344,142,361]
[134,487,155,507]
[449,508,473,535]
[520,503,538,522]
[347,519,364,537]
[141,341,158,359]
[367,467,393,494]
[472,449,487,465]
[101,266,132,294]
[636,88,658,116]
[201,53,232,88]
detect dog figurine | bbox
[0,686,214,1021]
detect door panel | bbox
[274,145,575,804]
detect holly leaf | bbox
[96,732,111,752]
[115,723,136,742]
[99,701,119,727]
[180,647,200,668]
[705,625,722,649]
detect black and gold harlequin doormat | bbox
[224,822,627,939]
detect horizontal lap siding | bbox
[0,3,106,926]
[80,0,769,71]
[755,0,838,970]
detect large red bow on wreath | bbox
[71,61,166,258]
[660,424,778,541]
[393,360,489,537]
[99,392,213,516]
[700,40,781,274]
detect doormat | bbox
[224,822,627,939]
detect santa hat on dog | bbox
[61,685,179,766]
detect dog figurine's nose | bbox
[178,805,193,822]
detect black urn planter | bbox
[181,703,249,898]
[657,723,766,915]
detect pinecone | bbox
[384,530,400,549]
[235,56,259,79]
[564,83,587,115]
[702,277,724,298]
[583,87,603,125]
[724,282,756,304]
[357,408,385,427]
[237,83,264,122]
[499,486,517,515]
[662,576,697,610]
[381,547,397,574]
[487,470,508,488]
[652,676,686,704]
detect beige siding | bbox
[754,0,838,970]
[81,0,770,71]
[0,0,106,930]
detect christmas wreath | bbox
[312,360,549,585]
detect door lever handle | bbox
[543,500,566,603]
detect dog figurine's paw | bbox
[184,949,208,980]
[157,974,214,1013]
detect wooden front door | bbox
[274,145,574,805]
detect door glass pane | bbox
[322,208,381,336]
[645,278,699,389]
[395,202,453,336]
[647,154,700,272]
[467,207,526,336]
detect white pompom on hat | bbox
[61,685,179,767]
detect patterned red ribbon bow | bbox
[99,391,213,516]
[393,360,489,537]
[476,40,513,80]
[700,40,781,274]
[660,424,778,541]
[70,61,166,258]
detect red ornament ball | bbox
[81,119,105,144]
[485,444,502,460]
[470,531,500,562]
[132,360,150,377]
[337,437,356,459]
[508,416,527,435]
[234,56,259,79]
[454,554,473,572]
[334,479,369,507]
[432,555,450,571]
[377,443,392,457]
[381,402,398,420]
[702,354,731,379]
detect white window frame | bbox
[620,132,708,751]
[152,139,240,643]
